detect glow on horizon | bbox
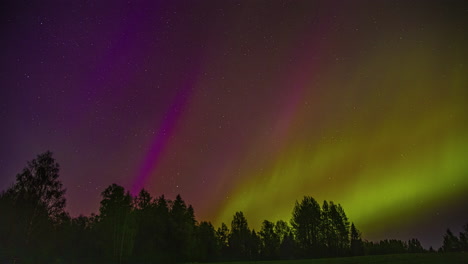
[212,41,468,237]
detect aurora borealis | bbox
[0,0,467,249]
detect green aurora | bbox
[214,30,468,242]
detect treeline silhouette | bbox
[0,152,467,263]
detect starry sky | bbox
[1,1,467,249]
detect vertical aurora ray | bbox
[131,78,195,195]
[212,27,468,247]
[2,0,467,250]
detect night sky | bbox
[1,1,467,249]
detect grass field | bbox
[210,253,468,264]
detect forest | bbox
[1,152,467,263]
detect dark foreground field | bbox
[211,253,467,264]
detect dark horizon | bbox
[1,151,466,263]
[1,0,467,253]
[1,151,466,250]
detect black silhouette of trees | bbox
[152,195,171,261]
[259,220,280,259]
[321,200,334,255]
[407,238,424,253]
[97,184,135,263]
[279,230,297,259]
[274,220,296,259]
[291,196,322,257]
[275,220,291,242]
[168,194,197,262]
[132,189,158,263]
[333,203,350,254]
[350,223,364,256]
[442,229,461,252]
[249,229,261,260]
[57,214,99,262]
[195,221,219,262]
[460,223,468,252]
[0,151,66,261]
[290,197,352,258]
[10,151,66,221]
[3,151,467,263]
[216,222,230,257]
[365,239,408,255]
[229,211,251,260]
[442,224,468,253]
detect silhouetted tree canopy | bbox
[7,151,66,221]
[259,220,280,259]
[291,196,322,257]
[0,152,464,263]
[0,151,66,262]
[350,222,364,256]
[229,211,251,260]
[195,221,219,262]
[443,229,461,252]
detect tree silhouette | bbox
[274,220,295,259]
[216,222,230,258]
[58,214,99,262]
[459,222,468,252]
[168,194,197,262]
[6,151,463,262]
[335,203,351,254]
[10,151,66,221]
[229,211,251,260]
[275,220,292,243]
[195,221,220,262]
[249,229,261,260]
[97,184,135,263]
[291,196,322,257]
[132,189,159,263]
[365,239,408,255]
[279,230,297,259]
[407,238,424,253]
[442,229,461,252]
[321,200,335,256]
[150,194,172,262]
[259,220,280,259]
[134,188,152,210]
[0,151,66,261]
[350,223,364,256]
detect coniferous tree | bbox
[279,231,297,259]
[291,196,322,257]
[408,238,424,253]
[97,184,135,264]
[4,152,452,262]
[459,223,468,252]
[274,220,295,259]
[132,189,157,263]
[442,229,461,252]
[153,195,171,262]
[259,220,280,259]
[274,220,291,243]
[195,221,220,262]
[249,229,261,260]
[321,200,336,256]
[338,205,351,252]
[350,223,364,256]
[229,211,251,260]
[168,194,196,262]
[216,222,230,258]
